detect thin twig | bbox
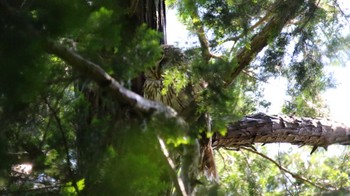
[39,115,52,150]
[240,150,259,193]
[241,147,332,191]
[276,146,297,195]
[44,99,80,195]
[216,149,228,171]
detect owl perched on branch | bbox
[143,45,217,181]
[143,45,194,116]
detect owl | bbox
[143,45,193,116]
[143,45,217,181]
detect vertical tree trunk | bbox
[132,2,200,194]
[131,0,167,95]
[132,0,167,44]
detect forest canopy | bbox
[1,0,350,195]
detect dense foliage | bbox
[0,0,350,195]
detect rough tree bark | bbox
[131,0,166,43]
[130,0,167,95]
[214,113,350,153]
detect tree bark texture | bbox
[214,113,350,149]
[131,0,167,44]
[130,0,167,95]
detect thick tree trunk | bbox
[132,0,166,43]
[214,113,350,150]
[131,0,167,95]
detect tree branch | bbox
[224,0,304,86]
[187,3,221,62]
[214,113,350,149]
[45,42,180,119]
[190,7,211,62]
[222,10,273,44]
[241,147,332,191]
[0,0,183,124]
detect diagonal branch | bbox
[184,0,304,87]
[222,10,273,44]
[157,136,187,196]
[241,146,333,190]
[225,0,304,86]
[44,41,181,120]
[0,0,183,123]
[186,2,221,62]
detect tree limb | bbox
[214,113,350,148]
[224,0,304,86]
[0,0,183,123]
[188,4,211,62]
[186,2,221,62]
[45,42,179,119]
[183,0,304,87]
[222,10,273,44]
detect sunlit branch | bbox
[189,5,221,62]
[157,136,187,196]
[220,0,288,45]
[241,69,261,81]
